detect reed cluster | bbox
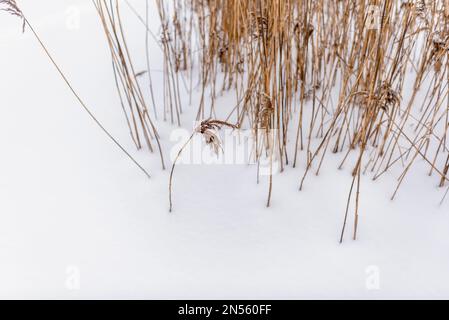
[94,0,165,169]
[154,0,449,240]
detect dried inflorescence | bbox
[195,119,238,156]
[258,93,273,130]
[415,0,427,16]
[249,11,269,39]
[376,83,402,113]
[196,121,223,156]
[0,0,25,31]
[431,33,449,72]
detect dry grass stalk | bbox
[2,0,151,179]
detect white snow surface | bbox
[0,0,448,299]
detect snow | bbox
[0,0,448,299]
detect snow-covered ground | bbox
[0,0,448,299]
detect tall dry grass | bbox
[154,0,449,240]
